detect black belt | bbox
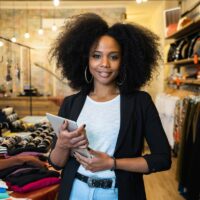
[75,172,117,189]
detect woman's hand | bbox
[56,120,88,151]
[74,149,114,172]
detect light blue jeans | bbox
[69,178,118,200]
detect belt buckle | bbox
[87,176,95,188]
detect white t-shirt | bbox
[76,95,120,178]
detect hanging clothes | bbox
[176,96,200,200]
[155,93,180,148]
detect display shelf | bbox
[0,97,61,118]
[180,79,200,85]
[165,14,200,93]
[166,18,200,40]
[166,58,200,65]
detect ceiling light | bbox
[24,2,30,39]
[0,41,4,47]
[52,23,57,32]
[53,0,60,7]
[136,0,142,4]
[143,0,148,2]
[11,36,17,43]
[38,28,44,35]
[24,32,30,39]
[38,2,44,36]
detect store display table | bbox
[11,183,59,200]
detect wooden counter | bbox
[0,96,63,118]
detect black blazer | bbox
[49,90,171,200]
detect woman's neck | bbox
[89,84,119,102]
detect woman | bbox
[49,13,171,200]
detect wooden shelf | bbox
[169,79,200,86]
[0,97,61,118]
[180,79,200,85]
[166,58,200,65]
[166,18,200,40]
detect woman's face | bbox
[89,35,121,87]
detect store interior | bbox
[0,0,199,199]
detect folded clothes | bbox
[0,191,9,199]
[7,167,39,177]
[0,164,38,179]
[8,177,61,193]
[4,152,44,158]
[0,180,8,189]
[0,188,6,193]
[6,169,60,186]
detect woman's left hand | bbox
[74,149,114,172]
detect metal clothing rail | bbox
[0,36,34,49]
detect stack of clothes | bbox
[0,155,60,193]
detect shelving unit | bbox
[166,19,200,40]
[181,79,200,85]
[165,18,200,92]
[166,58,200,65]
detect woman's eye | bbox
[110,55,119,60]
[92,54,101,59]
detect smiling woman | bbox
[49,13,171,200]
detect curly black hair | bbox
[50,13,161,94]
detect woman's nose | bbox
[101,57,109,67]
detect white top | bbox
[77,95,120,178]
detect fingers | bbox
[89,149,100,157]
[74,151,113,172]
[74,152,91,170]
[57,123,88,149]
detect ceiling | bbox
[0,0,179,9]
[0,0,179,25]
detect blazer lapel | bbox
[70,93,86,121]
[114,94,134,154]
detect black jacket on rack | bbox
[49,90,171,200]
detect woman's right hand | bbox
[56,120,88,151]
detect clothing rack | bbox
[0,36,34,115]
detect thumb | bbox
[89,149,100,157]
[60,120,68,130]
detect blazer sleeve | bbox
[142,93,171,173]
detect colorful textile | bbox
[9,177,60,193]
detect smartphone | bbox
[46,113,92,158]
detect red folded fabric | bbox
[8,177,60,193]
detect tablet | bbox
[46,113,92,158]
[46,113,78,135]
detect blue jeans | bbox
[69,178,118,200]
